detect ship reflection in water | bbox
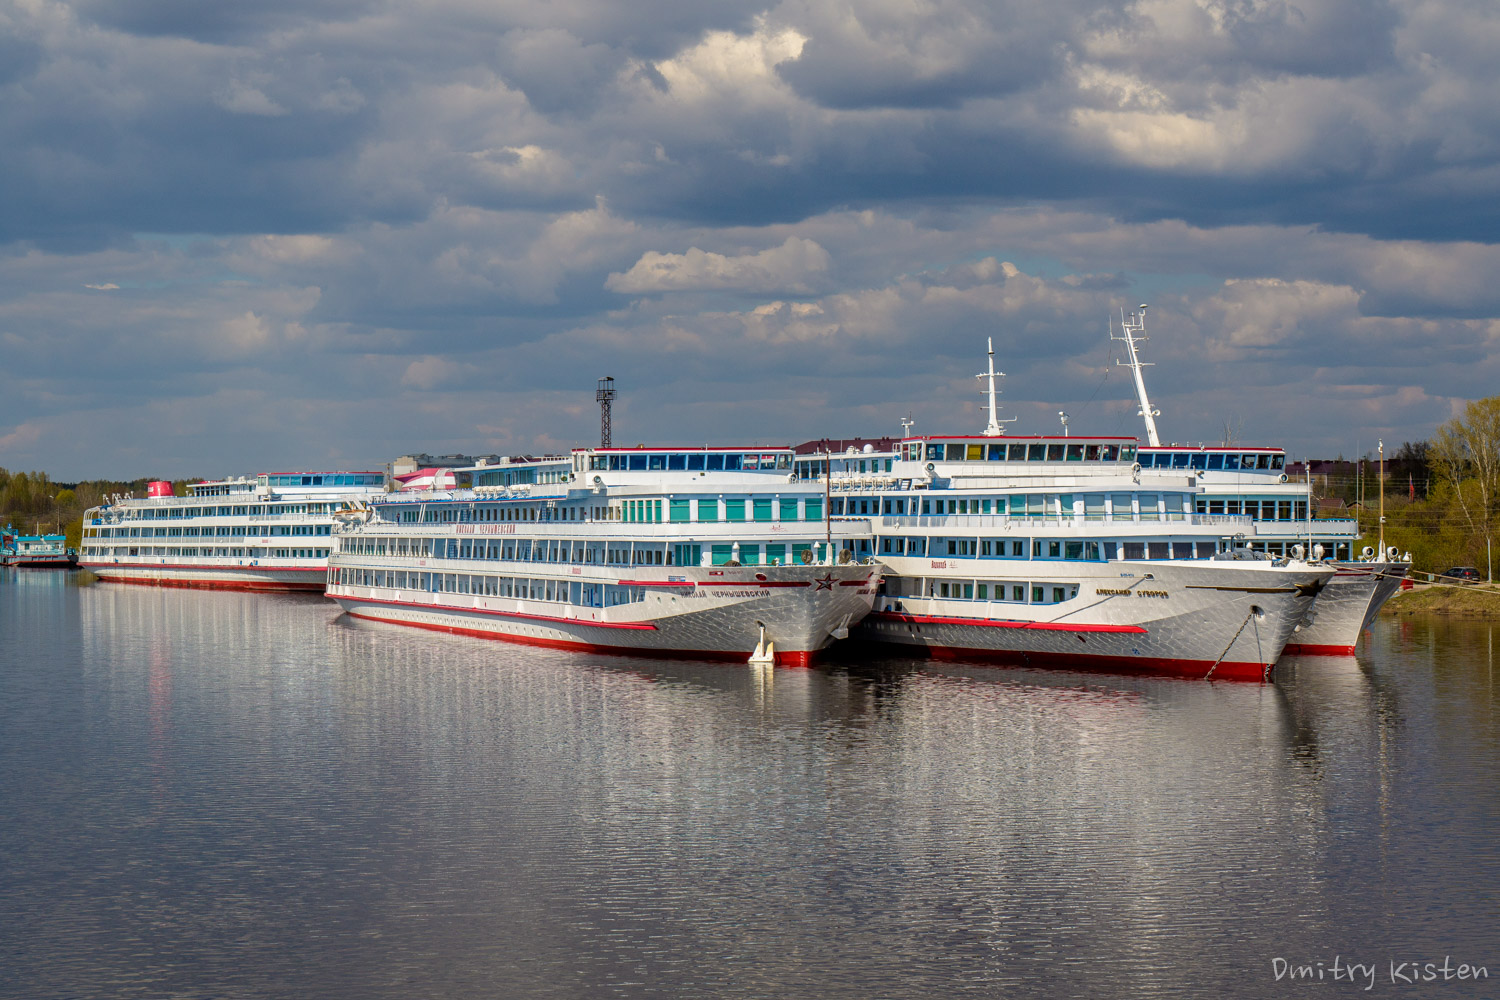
[2,575,1496,999]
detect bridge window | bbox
[1208,453,1225,470]
[1046,444,1064,461]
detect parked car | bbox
[1438,566,1482,584]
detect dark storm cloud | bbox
[1,0,1498,477]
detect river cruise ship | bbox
[1,527,76,568]
[1110,304,1408,655]
[325,447,881,665]
[79,472,388,591]
[820,434,1332,680]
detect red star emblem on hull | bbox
[813,573,836,591]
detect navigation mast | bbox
[596,376,616,449]
[1112,304,1162,447]
[976,338,1017,436]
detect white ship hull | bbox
[857,559,1331,681]
[82,558,327,592]
[329,563,880,666]
[1283,561,1409,655]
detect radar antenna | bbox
[900,414,915,438]
[1111,304,1161,447]
[976,338,1018,436]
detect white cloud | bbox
[215,80,288,116]
[606,236,829,293]
[647,19,807,105]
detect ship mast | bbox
[1112,304,1162,447]
[976,338,1017,436]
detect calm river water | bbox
[2,569,1497,999]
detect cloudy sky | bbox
[3,0,1498,480]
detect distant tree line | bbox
[0,469,195,550]
[1368,398,1500,575]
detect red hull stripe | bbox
[689,580,810,588]
[84,575,323,593]
[1282,642,1358,656]
[615,579,696,587]
[905,643,1272,682]
[344,610,814,667]
[332,591,658,630]
[872,611,1148,634]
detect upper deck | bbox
[1138,446,1286,479]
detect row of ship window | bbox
[834,495,1309,520]
[80,546,330,559]
[879,538,1217,560]
[1139,452,1285,471]
[473,469,569,486]
[914,441,1134,463]
[334,568,650,607]
[587,453,793,472]
[86,525,332,538]
[886,578,1081,605]
[263,474,383,487]
[796,458,895,478]
[340,536,833,567]
[90,503,338,521]
[402,498,827,523]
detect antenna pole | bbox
[595,376,616,449]
[976,337,1017,436]
[1112,305,1162,447]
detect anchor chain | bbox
[1205,608,1257,681]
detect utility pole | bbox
[1378,439,1385,560]
[596,376,616,449]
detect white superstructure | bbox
[326,447,880,665]
[80,472,389,591]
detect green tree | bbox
[1428,396,1500,571]
[8,472,32,517]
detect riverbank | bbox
[1382,583,1500,618]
